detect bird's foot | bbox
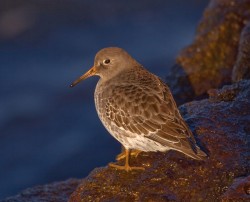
[116,150,142,161]
[109,163,145,172]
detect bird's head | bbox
[70,47,138,87]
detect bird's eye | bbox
[103,59,110,65]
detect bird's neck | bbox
[99,65,144,87]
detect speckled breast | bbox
[94,79,126,144]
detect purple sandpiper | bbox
[70,47,207,171]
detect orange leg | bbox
[109,149,145,172]
[116,149,142,161]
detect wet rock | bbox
[232,21,250,82]
[166,0,250,105]
[69,80,250,201]
[1,178,80,202]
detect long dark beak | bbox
[70,66,96,88]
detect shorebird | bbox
[70,47,206,171]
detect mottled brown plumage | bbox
[70,47,207,171]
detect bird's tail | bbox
[178,146,207,161]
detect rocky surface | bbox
[1,179,80,202]
[166,0,250,105]
[68,80,250,201]
[232,21,250,82]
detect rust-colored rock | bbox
[167,0,250,104]
[232,21,250,82]
[69,80,250,201]
[1,179,80,202]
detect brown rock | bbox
[1,178,80,202]
[69,80,250,201]
[232,21,250,82]
[166,0,250,104]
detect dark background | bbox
[0,0,208,199]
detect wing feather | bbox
[103,76,197,152]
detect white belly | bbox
[104,121,169,152]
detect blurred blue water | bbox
[0,0,208,199]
